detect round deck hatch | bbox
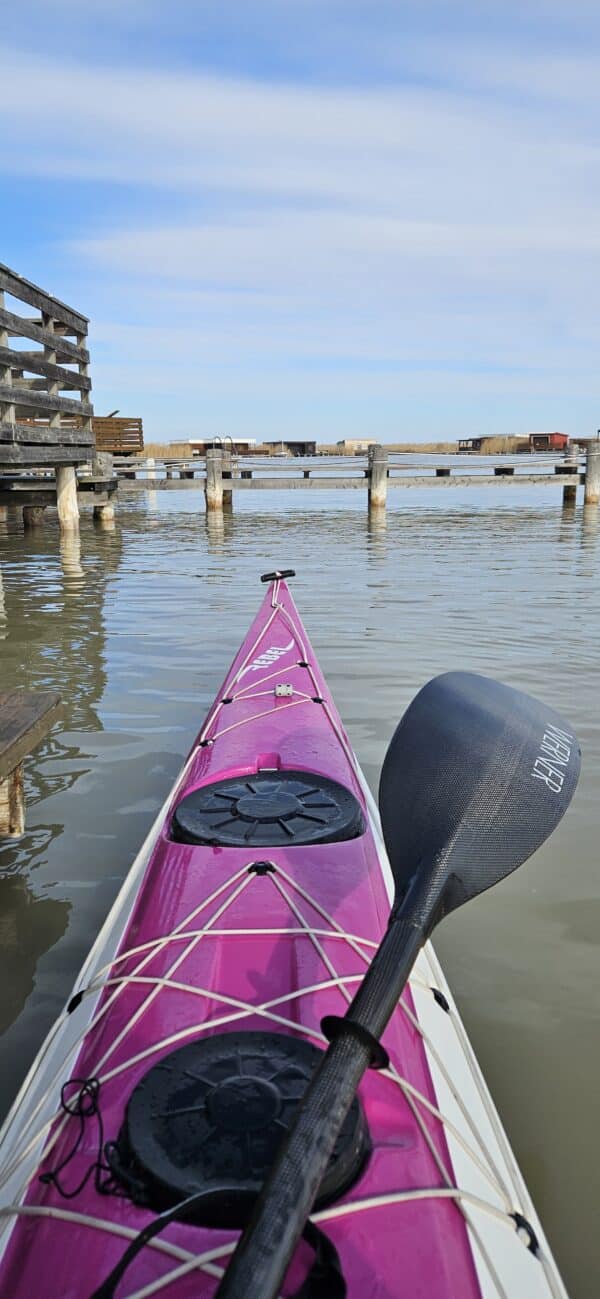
[109,1031,369,1226]
[171,770,365,847]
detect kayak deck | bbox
[0,579,566,1298]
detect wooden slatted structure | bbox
[0,263,93,468]
[93,416,143,454]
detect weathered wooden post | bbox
[584,444,600,505]
[91,450,115,522]
[55,465,80,530]
[205,448,223,512]
[23,506,46,528]
[222,450,234,512]
[562,441,579,507]
[368,443,388,512]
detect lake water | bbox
[0,480,598,1296]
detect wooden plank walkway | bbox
[0,691,62,837]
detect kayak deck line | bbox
[0,578,568,1298]
[0,863,499,1204]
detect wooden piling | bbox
[22,505,46,528]
[55,465,79,530]
[222,451,233,512]
[205,448,223,512]
[562,442,579,506]
[584,444,600,505]
[0,764,24,837]
[93,502,115,523]
[368,444,388,511]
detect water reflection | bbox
[0,519,123,1110]
[0,875,70,1037]
[581,504,599,545]
[60,531,85,587]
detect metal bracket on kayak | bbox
[260,570,296,582]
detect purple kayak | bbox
[0,576,568,1298]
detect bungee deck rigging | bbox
[0,575,576,1298]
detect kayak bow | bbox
[0,576,574,1299]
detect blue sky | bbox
[2,2,600,441]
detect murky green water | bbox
[0,483,598,1295]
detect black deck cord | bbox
[90,1193,345,1299]
[39,1078,122,1200]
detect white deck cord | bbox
[265,869,515,1299]
[83,867,533,1298]
[271,864,513,1206]
[0,1204,230,1283]
[0,866,254,1193]
[0,865,519,1297]
[1,864,533,1296]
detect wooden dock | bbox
[0,691,62,837]
[0,264,114,531]
[112,443,600,514]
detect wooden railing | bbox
[111,444,600,514]
[0,263,93,468]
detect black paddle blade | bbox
[379,671,580,921]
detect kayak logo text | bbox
[238,639,294,679]
[531,724,573,794]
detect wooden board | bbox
[0,354,91,392]
[0,690,62,783]
[0,265,88,334]
[0,309,88,364]
[0,385,92,418]
[0,421,94,446]
[0,445,94,466]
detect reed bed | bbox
[138,436,526,458]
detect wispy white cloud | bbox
[1,36,599,437]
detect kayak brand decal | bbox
[531,723,573,793]
[238,639,295,679]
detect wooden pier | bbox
[0,691,62,836]
[0,264,115,531]
[112,443,599,514]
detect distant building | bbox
[457,436,493,452]
[527,432,569,452]
[336,438,377,454]
[262,440,317,457]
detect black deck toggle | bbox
[260,570,296,583]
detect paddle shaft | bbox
[215,915,425,1299]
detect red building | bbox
[528,432,569,451]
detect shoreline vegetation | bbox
[139,435,526,459]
